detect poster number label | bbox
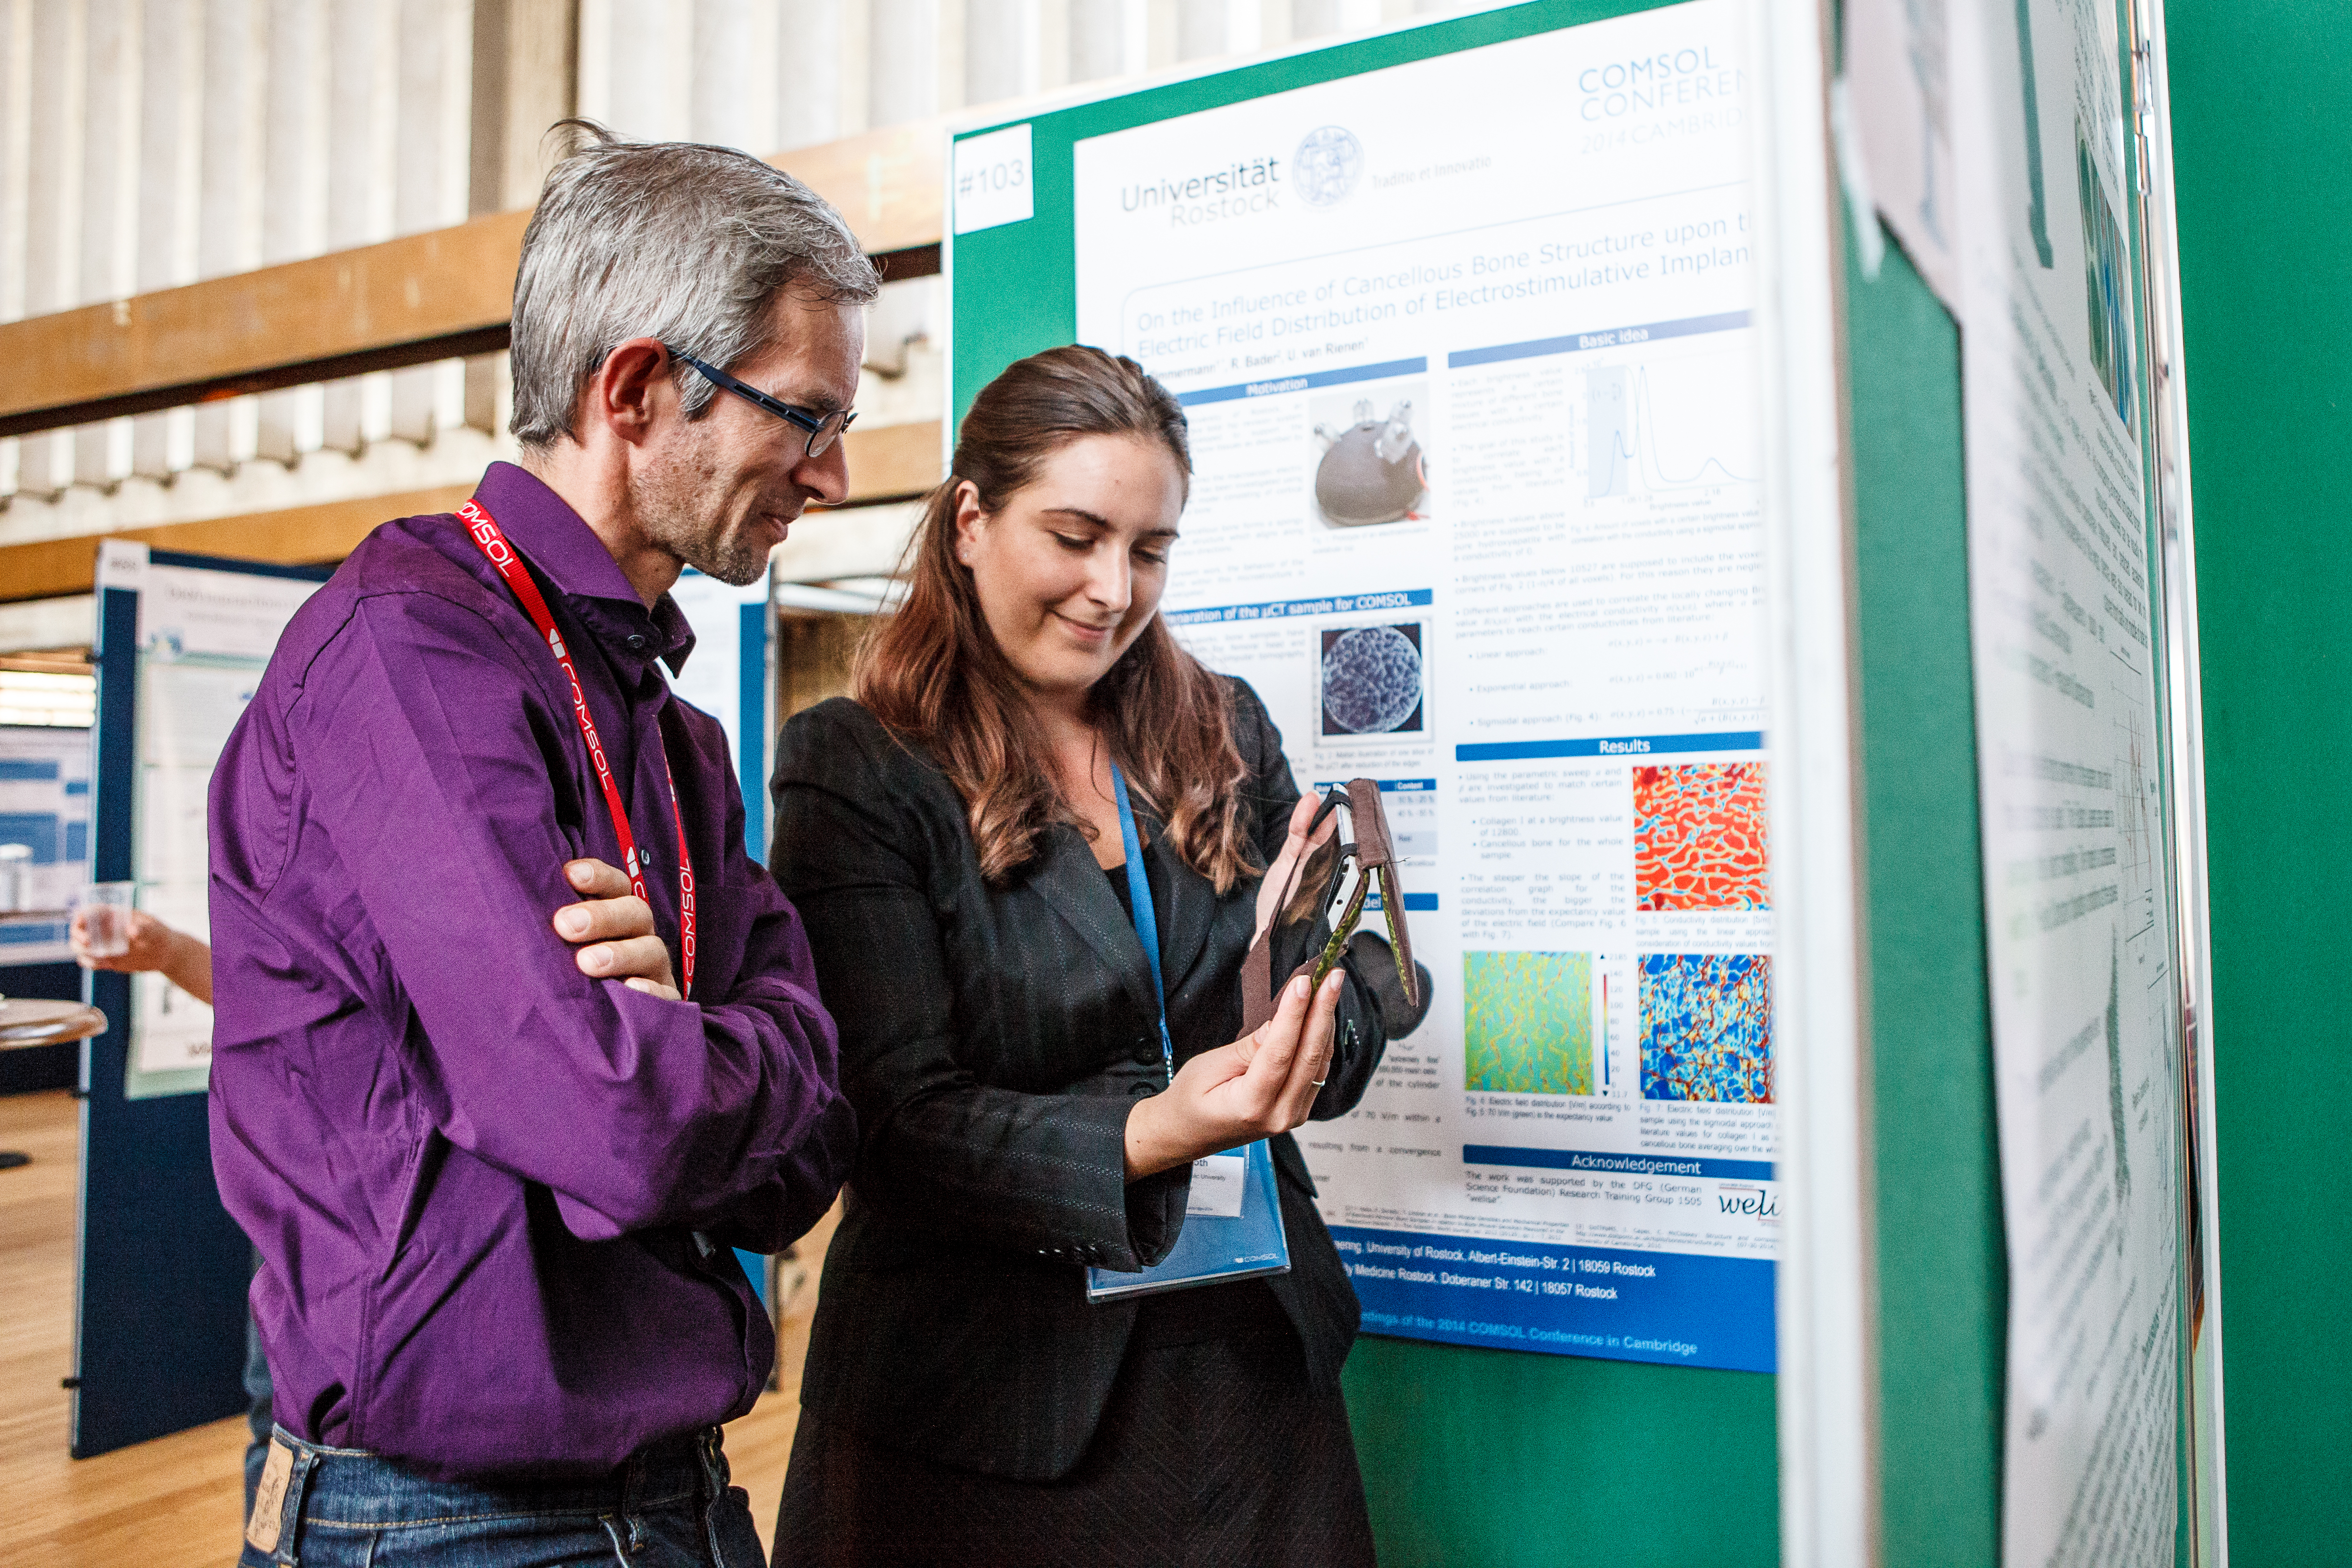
[955,123,1034,235]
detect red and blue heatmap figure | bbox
[1633,762,1768,911]
[1640,953,1772,1103]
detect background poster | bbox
[124,559,319,1097]
[1953,0,2182,1558]
[1071,0,1777,1371]
[1842,0,1961,307]
[0,725,94,964]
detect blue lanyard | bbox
[1108,762,1176,1086]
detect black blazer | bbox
[769,683,1390,1481]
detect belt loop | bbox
[695,1428,739,1568]
[271,1441,320,1567]
[699,1425,728,1497]
[621,1444,647,1515]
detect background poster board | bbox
[73,542,328,1459]
[666,565,776,862]
[0,724,93,965]
[964,0,1776,1375]
[666,563,781,1305]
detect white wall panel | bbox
[192,0,267,475]
[1068,0,1143,81]
[73,0,136,487]
[0,0,1517,532]
[0,0,33,500]
[322,0,398,455]
[692,0,781,153]
[965,0,1038,104]
[579,0,691,143]
[0,0,27,328]
[390,0,472,446]
[18,0,85,500]
[775,0,849,150]
[131,0,202,480]
[1172,0,1217,61]
[869,0,941,126]
[257,0,329,466]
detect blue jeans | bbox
[238,1424,765,1568]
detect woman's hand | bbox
[1253,791,1338,945]
[1123,968,1346,1179]
[552,858,681,1000]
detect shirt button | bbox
[625,633,648,652]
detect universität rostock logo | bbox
[1293,125,1363,207]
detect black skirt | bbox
[773,1280,1378,1568]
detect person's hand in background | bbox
[71,907,213,1005]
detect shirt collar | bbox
[469,461,697,676]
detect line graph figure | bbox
[1587,367,1632,499]
[1631,358,1758,490]
[1582,354,1759,498]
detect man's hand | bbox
[553,858,680,1000]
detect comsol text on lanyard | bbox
[457,497,697,1001]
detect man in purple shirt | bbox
[210,125,874,1567]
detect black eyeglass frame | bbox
[662,344,858,458]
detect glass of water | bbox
[75,882,135,958]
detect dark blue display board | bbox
[71,553,328,1460]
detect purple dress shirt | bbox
[208,462,853,1479]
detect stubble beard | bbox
[634,428,785,588]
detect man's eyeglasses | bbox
[663,344,857,459]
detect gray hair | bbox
[510,122,881,451]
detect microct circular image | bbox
[1293,125,1364,208]
[1321,625,1424,734]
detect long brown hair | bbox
[855,345,1257,890]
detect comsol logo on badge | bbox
[1717,1183,1779,1222]
[1294,126,1363,208]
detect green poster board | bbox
[2165,2,2352,1559]
[941,2,2208,1561]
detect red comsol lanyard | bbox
[459,498,695,1001]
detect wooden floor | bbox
[0,1089,826,1567]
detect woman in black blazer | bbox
[769,346,1409,1567]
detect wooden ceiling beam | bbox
[0,419,942,604]
[0,119,948,440]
